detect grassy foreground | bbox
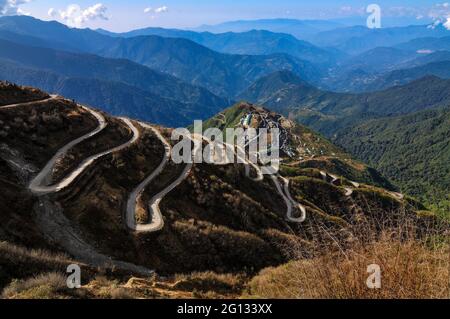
[245,232,449,299]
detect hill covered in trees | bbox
[335,106,450,212]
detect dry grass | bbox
[0,241,72,266]
[0,241,76,291]
[1,273,68,299]
[109,287,135,299]
[174,271,245,295]
[81,275,139,299]
[246,230,449,299]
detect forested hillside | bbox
[335,106,450,211]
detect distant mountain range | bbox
[338,47,420,73]
[311,25,450,54]
[2,15,449,97]
[97,28,336,65]
[325,50,450,92]
[240,71,450,136]
[0,38,231,127]
[354,60,450,92]
[192,18,344,39]
[0,16,320,98]
[396,36,450,52]
[96,35,319,97]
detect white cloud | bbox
[82,3,108,21]
[143,5,168,14]
[48,7,56,18]
[428,2,450,29]
[337,5,365,16]
[444,17,450,29]
[0,0,31,16]
[386,6,422,17]
[58,3,108,28]
[417,49,434,54]
[339,6,352,13]
[154,6,168,13]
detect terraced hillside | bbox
[0,84,438,297]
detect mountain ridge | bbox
[96,28,336,65]
[0,38,232,127]
[0,16,321,98]
[240,71,450,136]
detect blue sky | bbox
[4,0,449,31]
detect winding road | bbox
[321,171,357,196]
[344,188,354,196]
[2,95,141,195]
[279,175,307,223]
[1,97,152,276]
[4,97,404,233]
[28,106,107,194]
[126,123,172,232]
[319,171,404,200]
[209,136,307,223]
[193,133,264,181]
[126,131,272,233]
[29,115,139,195]
[226,142,264,182]
[235,138,305,223]
[0,95,58,109]
[350,181,360,188]
[389,192,405,200]
[126,127,204,233]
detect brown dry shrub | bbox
[174,271,245,295]
[1,272,68,299]
[246,232,449,299]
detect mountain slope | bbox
[396,36,450,52]
[397,50,450,68]
[236,70,312,103]
[0,15,111,52]
[335,106,450,205]
[192,18,343,39]
[325,51,450,93]
[313,25,450,54]
[202,102,399,191]
[355,60,450,92]
[337,47,419,73]
[99,28,336,65]
[241,72,450,208]
[1,84,431,291]
[0,38,231,127]
[96,35,319,97]
[240,71,450,136]
[0,81,48,106]
[0,16,320,98]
